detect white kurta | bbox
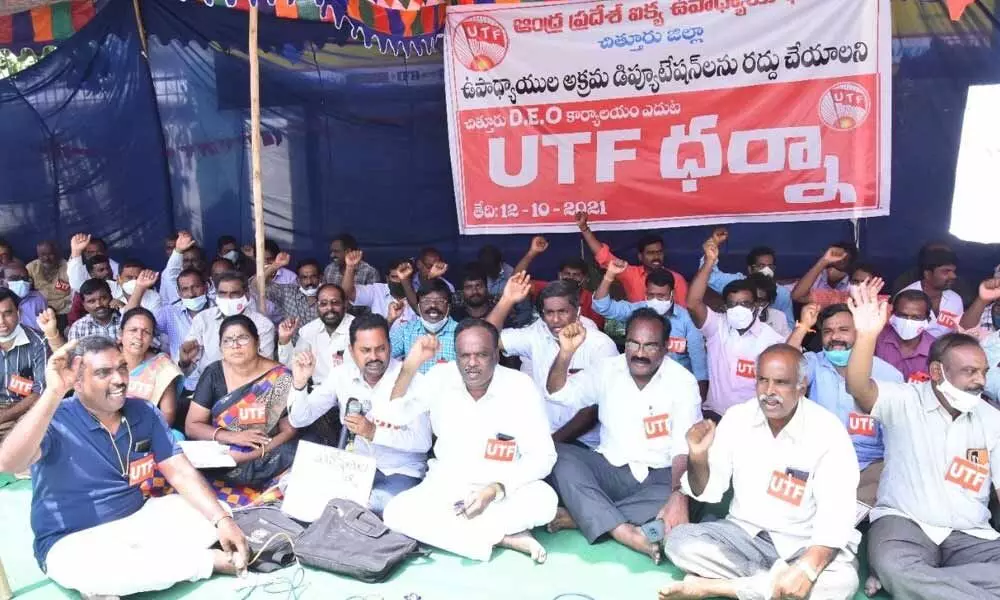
[382,363,558,560]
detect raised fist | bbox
[135,270,159,291]
[686,419,716,457]
[822,246,849,267]
[70,233,91,258]
[702,240,719,265]
[710,226,729,245]
[574,210,589,230]
[405,334,439,369]
[605,258,628,279]
[502,271,532,304]
[345,250,363,268]
[273,252,291,270]
[428,261,449,280]
[530,236,549,255]
[175,231,196,253]
[557,321,587,354]
[394,261,414,281]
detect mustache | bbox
[825,341,850,349]
[630,357,651,365]
[758,393,782,404]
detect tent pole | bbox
[249,2,266,305]
[131,0,149,57]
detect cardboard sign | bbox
[945,456,989,493]
[7,375,33,397]
[643,414,671,439]
[767,470,806,507]
[484,438,517,462]
[128,454,155,486]
[281,441,376,522]
[736,359,756,379]
[667,337,687,354]
[238,403,267,425]
[847,412,876,437]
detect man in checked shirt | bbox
[0,288,48,444]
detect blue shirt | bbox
[706,265,795,330]
[591,296,708,381]
[31,397,181,569]
[155,301,201,364]
[390,317,458,373]
[803,352,903,469]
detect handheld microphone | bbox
[338,398,364,450]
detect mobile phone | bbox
[641,519,665,543]
[345,398,363,416]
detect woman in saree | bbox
[121,308,183,431]
[184,314,297,487]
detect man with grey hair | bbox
[659,343,861,600]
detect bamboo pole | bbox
[131,0,149,57]
[248,2,266,305]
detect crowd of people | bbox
[0,214,998,599]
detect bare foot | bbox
[546,507,577,533]
[657,575,713,600]
[864,574,882,597]
[499,530,547,563]
[611,523,661,564]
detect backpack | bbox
[294,498,422,583]
[232,506,305,573]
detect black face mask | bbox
[388,282,405,298]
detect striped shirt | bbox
[0,327,48,409]
[390,318,458,374]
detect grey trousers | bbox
[664,519,859,600]
[549,442,671,543]
[868,515,1000,600]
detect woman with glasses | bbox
[184,314,297,486]
[120,308,184,436]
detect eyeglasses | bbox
[726,300,755,309]
[419,298,449,308]
[221,334,253,348]
[625,340,662,353]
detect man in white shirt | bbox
[278,284,354,383]
[66,233,120,291]
[901,248,964,338]
[287,313,430,515]
[545,310,701,562]
[179,274,275,390]
[660,344,860,600]
[383,320,558,563]
[487,274,619,447]
[342,252,417,331]
[689,238,785,420]
[845,282,1000,599]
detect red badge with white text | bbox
[54,279,70,293]
[238,403,267,426]
[332,350,344,367]
[736,358,756,379]
[937,310,958,330]
[767,470,806,507]
[128,454,155,486]
[484,438,517,462]
[7,375,33,397]
[908,371,931,383]
[127,379,153,401]
[643,413,671,439]
[667,337,687,354]
[847,412,876,437]
[946,457,989,493]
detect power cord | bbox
[235,532,308,600]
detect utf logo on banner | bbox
[484,438,517,462]
[946,457,989,493]
[454,16,509,72]
[767,470,806,507]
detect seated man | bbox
[26,240,72,322]
[845,284,1000,599]
[323,233,379,286]
[661,344,860,600]
[515,236,605,329]
[790,243,857,304]
[748,272,791,337]
[67,233,120,292]
[875,289,935,381]
[487,274,619,447]
[288,314,431,514]
[576,211,688,304]
[61,279,122,346]
[156,268,212,363]
[390,280,458,373]
[261,239,297,285]
[479,243,533,328]
[4,262,47,332]
[159,231,207,306]
[0,289,47,444]
[278,283,355,382]
[546,311,701,561]
[179,273,275,390]
[413,247,455,294]
[383,321,558,563]
[216,235,254,279]
[699,227,794,329]
[262,256,323,326]
[788,302,903,506]
[689,238,784,420]
[114,260,163,313]
[959,276,1000,333]
[0,337,248,597]
[342,251,418,330]
[450,265,494,322]
[593,261,707,395]
[901,248,964,338]
[66,253,113,325]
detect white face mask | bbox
[6,280,30,298]
[217,296,248,317]
[421,317,447,334]
[182,294,208,312]
[299,286,318,297]
[646,298,673,316]
[0,324,22,343]
[936,370,982,413]
[889,315,928,341]
[107,279,123,299]
[121,279,137,297]
[726,305,756,330]
[756,266,775,279]
[223,250,239,263]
